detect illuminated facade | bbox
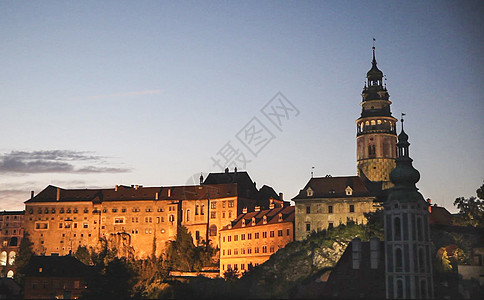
[292,176,378,241]
[23,170,283,258]
[219,205,294,277]
[356,46,398,189]
[0,210,24,279]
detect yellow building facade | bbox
[219,206,294,277]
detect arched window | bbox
[0,251,6,266]
[420,279,427,298]
[9,237,18,247]
[394,217,401,241]
[419,248,425,272]
[395,248,403,272]
[8,251,16,266]
[396,279,404,299]
[417,218,423,241]
[209,225,217,237]
[6,270,14,278]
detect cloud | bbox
[84,89,163,101]
[0,150,130,174]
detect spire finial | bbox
[372,38,376,64]
[401,112,406,128]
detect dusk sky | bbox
[1,1,483,213]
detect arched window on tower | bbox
[418,248,425,273]
[396,279,404,299]
[395,248,403,272]
[394,217,401,241]
[368,144,376,158]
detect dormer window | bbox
[278,213,283,222]
[307,188,314,197]
[329,189,336,194]
[242,219,246,227]
[252,217,256,226]
[345,186,353,196]
[263,215,267,224]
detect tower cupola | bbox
[356,43,397,188]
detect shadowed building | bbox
[384,122,434,299]
[23,255,89,299]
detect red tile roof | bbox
[220,206,295,230]
[292,176,372,199]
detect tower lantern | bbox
[356,45,398,189]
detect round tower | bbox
[384,121,434,299]
[356,46,397,189]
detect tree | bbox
[13,232,34,286]
[454,181,484,227]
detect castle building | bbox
[23,170,281,258]
[0,210,24,279]
[219,206,294,277]
[293,47,396,240]
[292,176,378,241]
[384,122,434,299]
[356,46,398,189]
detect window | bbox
[394,217,401,241]
[270,246,274,253]
[306,206,311,214]
[146,207,153,212]
[278,230,283,237]
[286,229,290,236]
[307,188,313,197]
[349,205,355,213]
[228,200,234,208]
[248,248,252,254]
[255,232,259,239]
[114,217,124,224]
[201,205,205,215]
[222,201,226,208]
[262,232,267,238]
[328,222,334,229]
[234,235,238,241]
[270,231,274,237]
[211,202,216,209]
[241,234,245,240]
[247,233,252,239]
[255,247,259,254]
[195,205,199,215]
[186,209,190,222]
[234,249,238,255]
[59,223,63,229]
[228,236,231,242]
[83,222,88,229]
[83,208,89,213]
[345,186,353,196]
[262,246,267,253]
[306,223,311,232]
[328,205,333,214]
[210,211,216,219]
[209,225,217,236]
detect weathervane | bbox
[401,113,406,129]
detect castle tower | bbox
[356,46,397,189]
[384,120,434,299]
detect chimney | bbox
[370,237,380,269]
[352,237,361,269]
[168,188,171,198]
[199,174,204,184]
[225,167,229,174]
[30,191,34,199]
[254,206,260,212]
[242,207,247,214]
[115,185,119,192]
[155,192,159,200]
[234,167,237,173]
[56,188,60,201]
[279,192,283,201]
[269,201,275,210]
[427,198,432,213]
[135,185,139,190]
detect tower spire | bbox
[372,38,377,66]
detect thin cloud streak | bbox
[83,89,163,101]
[0,150,130,174]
